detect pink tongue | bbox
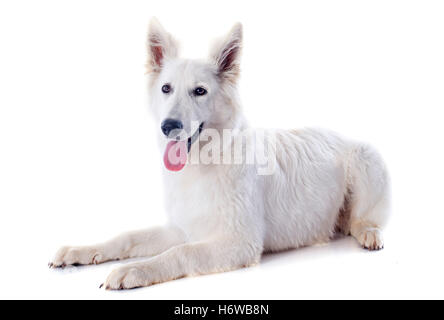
[163,140,187,171]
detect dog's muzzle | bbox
[162,122,204,171]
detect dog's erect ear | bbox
[147,18,179,73]
[210,23,243,82]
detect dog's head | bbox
[146,19,243,171]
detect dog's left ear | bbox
[210,23,243,82]
[147,18,179,73]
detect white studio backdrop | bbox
[0,0,443,299]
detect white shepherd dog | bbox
[50,19,390,290]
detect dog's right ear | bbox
[146,18,179,73]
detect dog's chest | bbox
[163,166,229,239]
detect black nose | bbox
[161,118,183,137]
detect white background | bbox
[1,0,443,299]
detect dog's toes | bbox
[357,228,384,251]
[48,261,66,269]
[103,266,149,290]
[51,246,103,268]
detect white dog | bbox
[50,19,390,290]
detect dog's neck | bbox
[190,94,249,164]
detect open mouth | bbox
[163,122,204,171]
[186,122,204,152]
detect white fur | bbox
[50,19,390,290]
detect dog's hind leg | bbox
[49,225,187,268]
[347,144,391,251]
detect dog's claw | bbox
[99,283,104,289]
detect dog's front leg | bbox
[102,237,262,290]
[50,225,187,268]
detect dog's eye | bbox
[194,87,207,96]
[162,84,171,94]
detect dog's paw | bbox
[102,265,149,290]
[356,228,384,251]
[49,246,104,268]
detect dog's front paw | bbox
[102,265,150,290]
[49,246,104,268]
